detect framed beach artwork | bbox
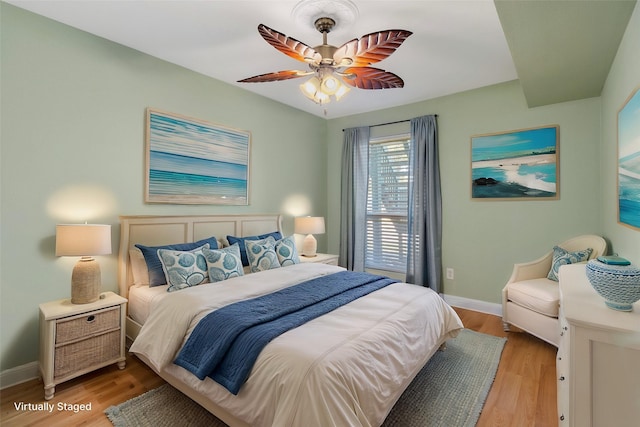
[145,108,250,205]
[471,125,559,200]
[618,87,640,230]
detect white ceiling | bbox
[6,0,521,118]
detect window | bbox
[365,134,410,272]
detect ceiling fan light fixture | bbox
[300,71,350,104]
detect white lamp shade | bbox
[294,217,325,235]
[56,224,112,256]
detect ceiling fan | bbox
[238,17,412,105]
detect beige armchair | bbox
[501,235,607,346]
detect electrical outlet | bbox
[446,268,454,280]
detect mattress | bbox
[127,283,169,325]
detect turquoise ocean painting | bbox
[618,89,640,229]
[146,109,250,205]
[471,126,558,199]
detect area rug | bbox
[105,329,505,427]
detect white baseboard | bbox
[0,361,39,390]
[443,294,502,317]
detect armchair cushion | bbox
[506,278,560,317]
[547,246,593,281]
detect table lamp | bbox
[294,216,325,257]
[56,224,111,304]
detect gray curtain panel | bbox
[339,126,370,271]
[406,115,442,292]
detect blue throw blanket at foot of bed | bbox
[174,270,397,394]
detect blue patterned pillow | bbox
[275,235,300,266]
[245,237,281,273]
[227,231,283,266]
[135,236,218,286]
[202,244,244,283]
[158,244,210,292]
[547,246,593,281]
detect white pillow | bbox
[129,248,150,285]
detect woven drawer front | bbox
[54,330,120,379]
[56,307,120,345]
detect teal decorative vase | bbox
[586,260,640,311]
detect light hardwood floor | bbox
[457,308,558,427]
[0,307,558,427]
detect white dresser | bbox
[557,264,640,426]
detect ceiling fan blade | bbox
[258,24,322,64]
[334,29,413,66]
[238,70,312,83]
[341,67,405,90]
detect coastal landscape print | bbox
[618,88,640,230]
[471,126,558,199]
[145,109,250,205]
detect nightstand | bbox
[299,253,339,265]
[39,291,127,400]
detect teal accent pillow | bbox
[136,236,218,286]
[158,244,210,292]
[227,231,283,266]
[202,244,244,283]
[547,246,593,281]
[245,237,281,273]
[275,235,300,266]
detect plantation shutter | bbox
[365,135,410,272]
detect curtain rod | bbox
[342,115,438,131]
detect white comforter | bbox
[130,263,463,427]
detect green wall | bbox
[326,82,603,303]
[601,3,640,263]
[0,4,326,371]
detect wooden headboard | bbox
[118,214,283,299]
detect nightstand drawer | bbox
[55,306,120,345]
[54,329,121,379]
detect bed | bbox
[118,214,464,427]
